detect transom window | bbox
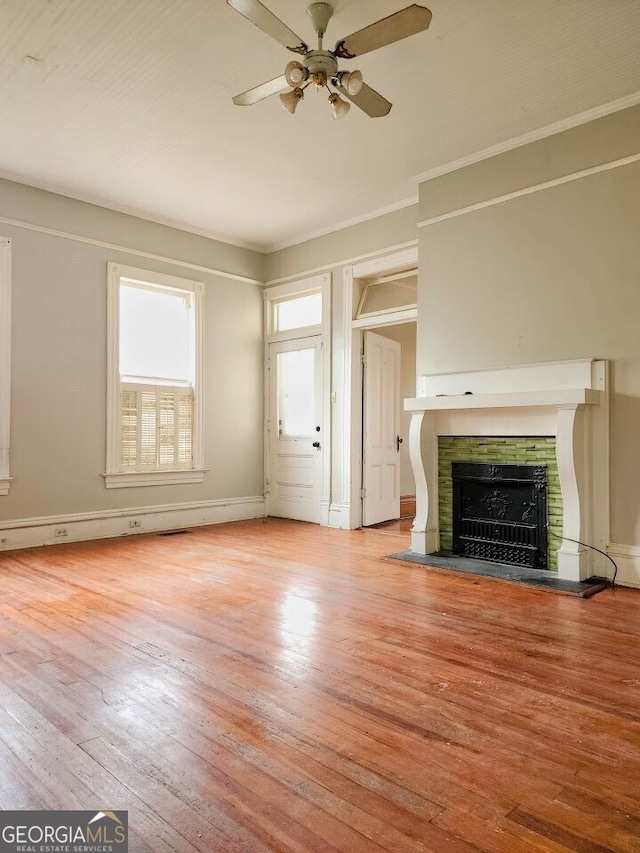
[264,274,328,343]
[274,291,322,333]
[355,268,417,320]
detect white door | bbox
[362,330,401,526]
[267,337,323,523]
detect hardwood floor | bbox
[1,517,640,852]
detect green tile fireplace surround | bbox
[438,436,563,571]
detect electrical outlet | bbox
[54,528,68,538]
[129,519,141,528]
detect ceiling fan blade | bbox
[334,4,432,59]
[337,82,392,118]
[233,74,288,106]
[227,0,308,55]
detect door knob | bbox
[396,435,403,452]
[312,441,320,449]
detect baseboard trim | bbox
[608,543,640,589]
[328,502,353,529]
[0,496,266,551]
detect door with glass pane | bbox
[267,337,323,523]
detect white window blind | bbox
[120,384,194,472]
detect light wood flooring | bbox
[1,517,640,852]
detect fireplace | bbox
[452,462,547,569]
[404,359,609,582]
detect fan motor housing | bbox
[304,50,338,79]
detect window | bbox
[0,237,11,495]
[355,269,417,319]
[277,348,316,437]
[264,274,328,343]
[274,292,322,333]
[105,263,204,488]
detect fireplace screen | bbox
[452,463,548,569]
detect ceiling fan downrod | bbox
[307,2,334,47]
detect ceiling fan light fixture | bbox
[328,91,350,120]
[228,0,428,118]
[284,60,308,87]
[279,87,305,114]
[337,69,363,96]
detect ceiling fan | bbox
[227,0,432,119]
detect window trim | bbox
[0,237,11,495]
[105,262,204,488]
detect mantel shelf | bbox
[405,388,603,413]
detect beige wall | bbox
[6,103,638,550]
[265,204,418,283]
[0,179,265,282]
[1,184,265,523]
[419,105,640,224]
[418,106,640,546]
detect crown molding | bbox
[0,169,265,253]
[0,215,263,285]
[267,196,419,253]
[3,93,638,260]
[416,152,640,230]
[265,239,418,287]
[411,91,640,186]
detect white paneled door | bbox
[362,330,401,526]
[267,337,323,523]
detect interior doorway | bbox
[339,245,419,533]
[361,322,416,527]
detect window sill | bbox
[103,470,206,489]
[0,476,10,495]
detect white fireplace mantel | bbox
[404,359,609,582]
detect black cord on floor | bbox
[547,528,618,587]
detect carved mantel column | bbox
[555,404,589,581]
[408,410,438,554]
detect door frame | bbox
[341,246,418,530]
[263,273,331,524]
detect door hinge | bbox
[360,488,366,499]
[361,353,366,367]
[265,479,270,495]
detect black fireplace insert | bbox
[452,462,548,569]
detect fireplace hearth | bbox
[452,462,548,569]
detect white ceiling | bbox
[1,0,639,251]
